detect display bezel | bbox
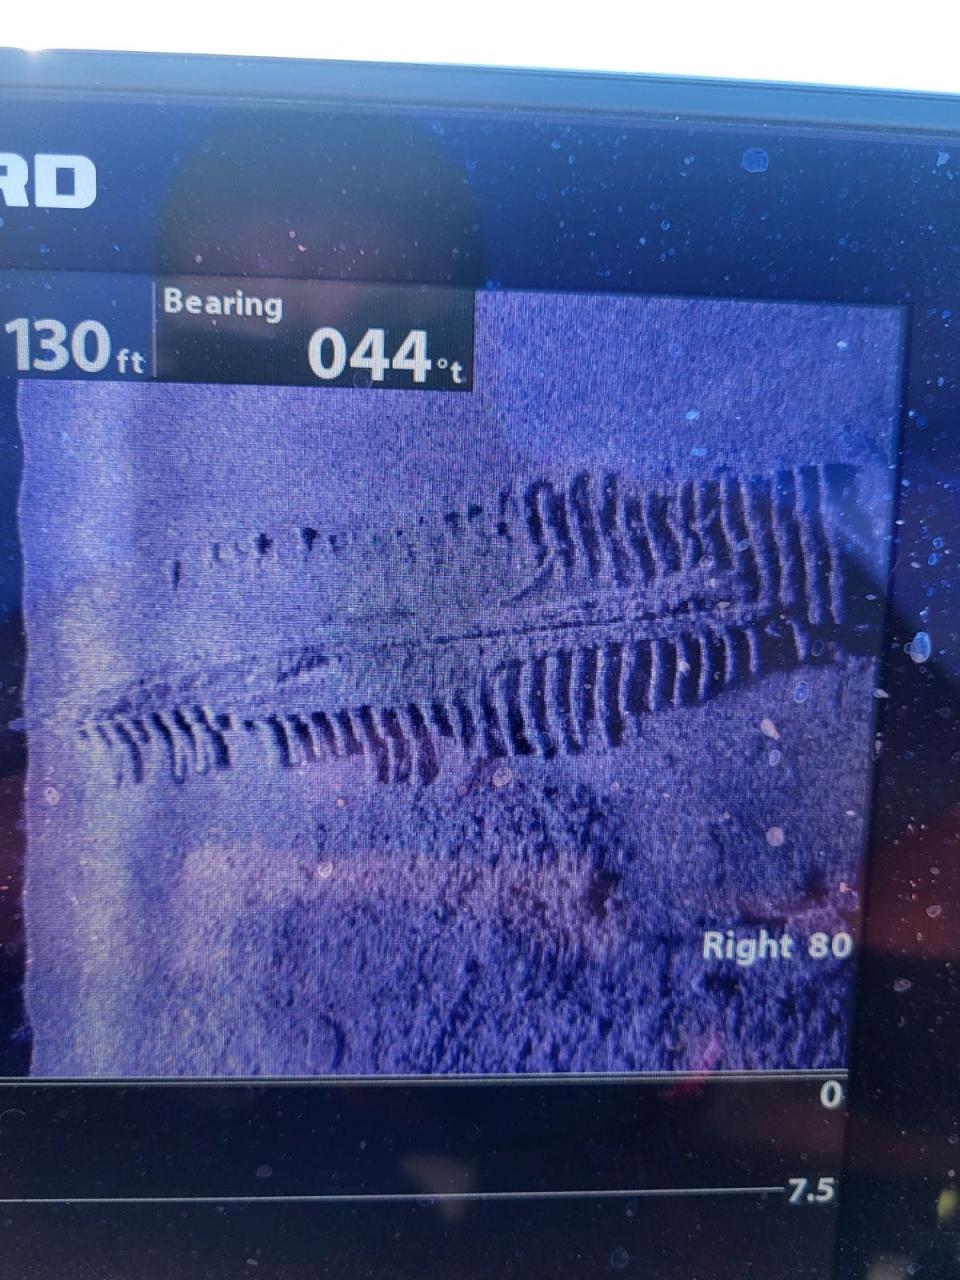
[0,49,957,1279]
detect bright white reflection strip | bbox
[4,0,960,96]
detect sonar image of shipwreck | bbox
[19,291,903,1077]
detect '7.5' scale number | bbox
[787,1176,837,1206]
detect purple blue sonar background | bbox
[19,292,904,1077]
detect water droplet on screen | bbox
[740,147,769,174]
[908,631,932,664]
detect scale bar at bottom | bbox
[0,1186,788,1206]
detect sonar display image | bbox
[18,290,904,1078]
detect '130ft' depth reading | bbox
[4,317,146,376]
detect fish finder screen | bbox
[13,283,902,1081]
